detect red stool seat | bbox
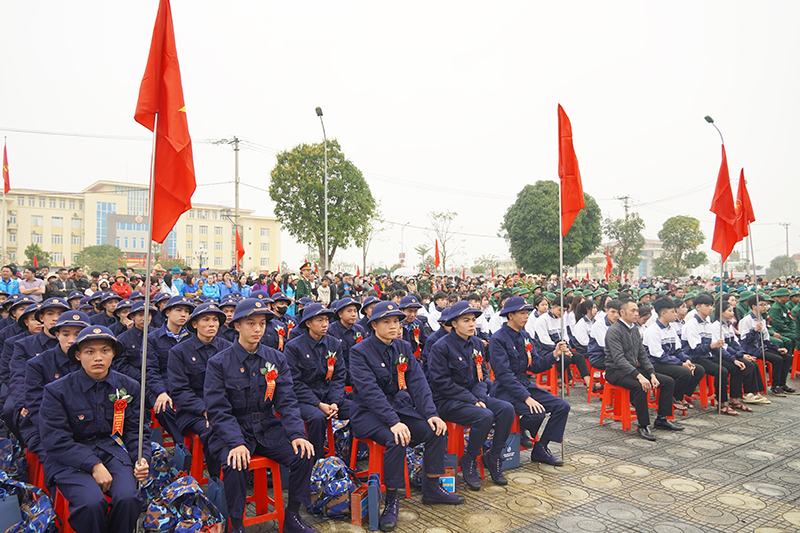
[791,350,800,379]
[221,455,284,530]
[587,364,605,404]
[349,438,411,498]
[599,384,635,431]
[535,366,560,397]
[182,431,209,485]
[757,361,774,392]
[54,489,111,533]
[25,451,47,494]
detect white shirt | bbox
[590,316,611,348]
[643,320,678,359]
[489,312,507,334]
[533,311,563,347]
[572,316,593,347]
[738,312,767,342]
[681,313,712,351]
[428,303,442,332]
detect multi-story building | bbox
[573,239,664,280]
[1,180,281,272]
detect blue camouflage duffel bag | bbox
[0,470,57,532]
[308,456,358,518]
[143,476,224,532]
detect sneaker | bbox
[422,477,465,505]
[743,393,771,404]
[771,386,787,397]
[459,453,481,491]
[530,441,564,466]
[782,385,799,394]
[379,492,399,532]
[519,431,534,449]
[482,449,507,486]
[284,509,318,533]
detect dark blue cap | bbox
[49,311,91,335]
[399,295,422,310]
[270,292,291,304]
[129,291,145,300]
[67,326,123,361]
[130,300,157,315]
[162,295,197,317]
[499,296,534,317]
[231,298,275,324]
[368,301,406,324]
[113,299,134,316]
[187,302,227,333]
[67,291,84,301]
[444,301,482,326]
[298,303,335,327]
[333,298,361,315]
[35,298,71,321]
[360,296,379,311]
[18,303,43,328]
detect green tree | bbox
[269,140,376,268]
[428,210,463,272]
[474,253,500,272]
[767,255,798,278]
[156,259,189,273]
[471,265,486,274]
[24,244,52,268]
[414,244,431,267]
[74,245,124,273]
[652,215,707,276]
[603,213,646,279]
[501,180,602,275]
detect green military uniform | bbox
[417,279,433,296]
[735,291,753,322]
[768,288,796,353]
[295,261,314,300]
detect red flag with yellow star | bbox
[134,0,195,244]
[2,140,9,194]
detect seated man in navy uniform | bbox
[204,298,317,533]
[0,301,40,440]
[168,302,230,477]
[115,300,156,382]
[350,301,463,533]
[21,311,90,461]
[39,326,150,533]
[356,295,379,335]
[89,292,122,328]
[428,301,514,490]
[285,303,350,462]
[217,295,240,343]
[109,299,133,336]
[399,295,428,360]
[489,296,571,466]
[289,297,315,341]
[327,297,367,385]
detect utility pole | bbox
[780,222,791,257]
[614,195,632,219]
[214,136,240,269]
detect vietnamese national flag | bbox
[462,267,466,279]
[356,265,360,276]
[2,140,9,195]
[134,0,196,244]
[604,248,613,282]
[235,228,245,268]
[33,256,38,268]
[586,269,589,281]
[434,240,441,270]
[558,105,585,236]
[491,267,494,278]
[734,168,756,242]
[710,145,739,262]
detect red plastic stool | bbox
[599,384,635,431]
[792,349,800,379]
[150,409,174,449]
[535,366,560,397]
[325,419,335,458]
[349,438,411,498]
[25,451,47,494]
[445,422,484,479]
[757,361,774,391]
[221,455,284,530]
[54,489,111,533]
[182,431,209,485]
[587,364,605,404]
[647,388,679,419]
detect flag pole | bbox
[718,257,724,415]
[747,227,768,392]
[2,137,6,266]
[558,171,566,460]
[138,114,158,465]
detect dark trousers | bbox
[588,357,606,370]
[183,417,220,478]
[556,352,590,380]
[299,398,352,462]
[438,397,514,458]
[54,449,142,533]
[759,349,792,388]
[695,358,736,402]
[507,387,570,445]
[731,359,760,396]
[356,413,445,490]
[219,438,313,530]
[605,369,674,428]
[154,407,182,445]
[2,397,22,445]
[653,362,705,401]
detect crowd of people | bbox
[0,259,797,533]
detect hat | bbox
[368,301,407,324]
[231,298,275,324]
[333,298,361,315]
[35,298,71,321]
[170,267,182,274]
[517,288,531,297]
[300,261,312,271]
[129,291,145,300]
[297,297,314,308]
[49,311,91,335]
[399,295,422,310]
[360,296,379,311]
[162,295,197,317]
[100,292,123,307]
[771,287,790,298]
[270,292,292,304]
[437,306,453,324]
[152,292,170,305]
[114,273,127,280]
[298,303,335,327]
[8,296,34,314]
[113,299,133,317]
[129,300,157,316]
[88,291,104,303]
[18,303,42,329]
[67,326,123,362]
[153,263,166,272]
[544,292,557,302]
[2,294,20,309]
[187,302,228,333]
[219,296,238,308]
[499,296,534,317]
[250,290,274,303]
[67,291,84,301]
[445,301,482,326]
[593,289,607,297]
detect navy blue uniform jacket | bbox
[10,331,57,408]
[284,332,345,407]
[402,319,428,356]
[349,335,437,431]
[115,326,146,384]
[39,369,151,482]
[260,318,288,351]
[204,342,306,456]
[428,330,490,408]
[168,333,230,431]
[0,330,29,388]
[146,325,190,401]
[90,312,117,328]
[327,320,366,371]
[489,323,556,404]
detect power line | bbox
[0,126,217,144]
[385,220,503,240]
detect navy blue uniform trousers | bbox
[298,399,351,463]
[183,417,220,478]
[509,388,570,445]
[438,397,514,458]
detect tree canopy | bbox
[767,255,798,278]
[603,213,646,278]
[74,245,124,273]
[23,244,52,268]
[501,180,602,275]
[269,140,376,268]
[652,215,707,276]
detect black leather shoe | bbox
[637,426,656,441]
[519,432,534,449]
[654,417,685,431]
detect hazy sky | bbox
[2,1,797,275]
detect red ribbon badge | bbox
[355,332,363,344]
[265,370,278,401]
[277,327,286,351]
[397,363,408,390]
[287,322,295,335]
[326,354,337,380]
[112,399,127,436]
[473,351,484,381]
[525,341,533,368]
[413,327,420,345]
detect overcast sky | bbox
[2,1,797,275]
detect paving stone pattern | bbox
[241,375,800,532]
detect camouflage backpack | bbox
[0,470,57,533]
[0,436,27,480]
[308,456,358,518]
[142,476,224,532]
[142,442,182,503]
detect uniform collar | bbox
[447,328,472,349]
[656,319,669,330]
[232,340,263,364]
[78,367,109,392]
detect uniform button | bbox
[252,372,256,377]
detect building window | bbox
[213,257,222,266]
[28,197,35,207]
[8,212,16,225]
[260,228,270,237]
[132,238,136,249]
[141,238,145,249]
[52,252,62,264]
[52,234,63,245]
[260,242,269,252]
[214,242,222,251]
[69,200,76,210]
[186,240,192,249]
[8,231,15,243]
[260,257,269,267]
[49,199,56,209]
[39,198,46,208]
[31,215,43,226]
[188,210,194,218]
[116,236,120,247]
[124,237,129,248]
[96,201,117,245]
[186,225,193,234]
[59,199,66,209]
[71,235,81,245]
[199,241,207,249]
[71,253,79,263]
[31,232,42,244]
[212,211,218,220]
[71,218,82,228]
[199,226,208,235]
[214,226,222,236]
[16,197,23,206]
[7,252,14,262]
[51,216,63,227]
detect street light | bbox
[704,115,725,145]
[316,107,328,273]
[400,222,410,265]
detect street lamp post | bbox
[400,222,410,265]
[315,107,328,273]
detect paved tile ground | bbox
[239,374,800,533]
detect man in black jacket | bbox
[604,300,683,441]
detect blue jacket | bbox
[90,312,117,328]
[587,316,612,367]
[146,325,191,400]
[428,330,489,408]
[218,283,240,300]
[39,369,151,484]
[202,283,220,301]
[168,333,230,432]
[204,342,305,456]
[260,318,289,351]
[420,326,447,377]
[327,320,366,384]
[0,278,19,295]
[0,325,24,385]
[115,326,147,385]
[349,334,438,430]
[284,333,346,407]
[10,331,58,408]
[489,323,556,404]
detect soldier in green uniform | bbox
[417,269,434,297]
[295,261,314,301]
[768,288,796,354]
